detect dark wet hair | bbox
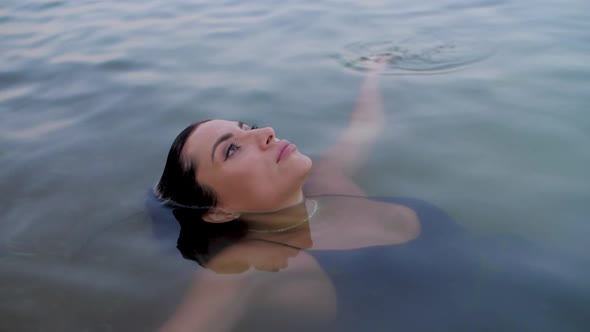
[153,120,248,266]
[155,120,217,212]
[173,208,247,267]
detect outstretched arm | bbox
[322,56,390,176]
[306,56,390,196]
[159,271,252,332]
[159,250,335,332]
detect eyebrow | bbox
[211,122,245,162]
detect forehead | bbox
[182,119,237,165]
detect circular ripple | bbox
[336,35,494,75]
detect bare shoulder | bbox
[304,160,421,249]
[309,196,421,249]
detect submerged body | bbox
[149,194,587,332]
[151,56,587,332]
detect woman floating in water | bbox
[153,55,414,330]
[151,55,585,332]
[155,54,419,261]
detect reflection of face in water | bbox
[173,209,309,274]
[207,239,302,274]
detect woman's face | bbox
[182,120,312,213]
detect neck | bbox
[239,196,311,231]
[242,198,315,250]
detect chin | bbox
[294,152,313,175]
[298,161,313,189]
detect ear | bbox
[202,208,240,223]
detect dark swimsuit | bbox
[307,197,588,332]
[147,194,588,332]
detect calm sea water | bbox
[1,0,589,331]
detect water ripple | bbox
[336,35,495,75]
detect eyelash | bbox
[224,123,259,160]
[224,143,240,160]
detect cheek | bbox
[206,153,311,209]
[217,158,274,196]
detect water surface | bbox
[1,0,589,331]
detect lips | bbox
[276,140,296,163]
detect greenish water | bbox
[1,0,589,331]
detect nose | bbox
[254,126,275,149]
